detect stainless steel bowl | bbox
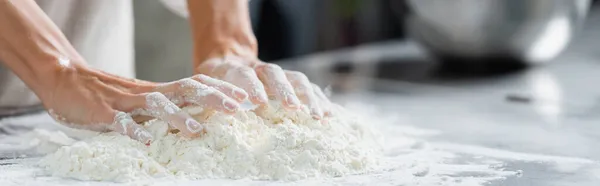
[407,0,591,64]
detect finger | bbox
[111,111,153,145]
[127,92,204,138]
[192,74,248,102]
[286,71,323,119]
[221,64,269,105]
[157,78,240,114]
[256,64,301,109]
[312,84,333,116]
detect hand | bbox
[39,61,247,144]
[196,56,332,119]
[186,0,331,119]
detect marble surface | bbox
[270,6,600,186]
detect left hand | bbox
[196,56,332,120]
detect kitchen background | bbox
[134,0,409,82]
[135,0,600,82]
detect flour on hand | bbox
[38,101,384,182]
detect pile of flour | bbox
[38,102,384,182]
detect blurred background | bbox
[135,0,600,82]
[135,0,408,81]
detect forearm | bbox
[187,0,257,69]
[0,0,84,96]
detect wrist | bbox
[188,0,258,71]
[193,39,258,71]
[27,55,87,101]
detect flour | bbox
[38,101,384,182]
[3,98,599,185]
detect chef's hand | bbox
[40,61,247,145]
[196,57,332,119]
[187,0,332,119]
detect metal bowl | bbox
[406,0,591,64]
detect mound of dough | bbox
[38,102,383,182]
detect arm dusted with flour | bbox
[0,0,247,143]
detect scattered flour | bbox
[2,99,599,185]
[38,101,384,182]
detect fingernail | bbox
[256,92,269,104]
[141,137,153,146]
[223,100,239,111]
[164,104,179,115]
[185,118,203,133]
[261,94,269,103]
[133,128,153,146]
[311,107,323,120]
[286,96,302,108]
[233,89,248,101]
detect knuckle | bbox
[192,74,210,80]
[225,69,256,83]
[203,86,219,95]
[210,89,230,99]
[286,70,304,77]
[238,66,255,74]
[113,111,133,126]
[193,75,238,90]
[144,92,170,108]
[143,92,180,115]
[176,78,198,87]
[263,63,282,71]
[294,84,312,94]
[219,82,239,90]
[145,92,167,100]
[228,66,254,76]
[180,86,220,104]
[287,71,309,81]
[179,78,211,91]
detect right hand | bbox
[39,62,247,145]
[197,56,333,120]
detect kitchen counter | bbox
[271,6,600,186]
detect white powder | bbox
[3,100,598,185]
[37,102,384,182]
